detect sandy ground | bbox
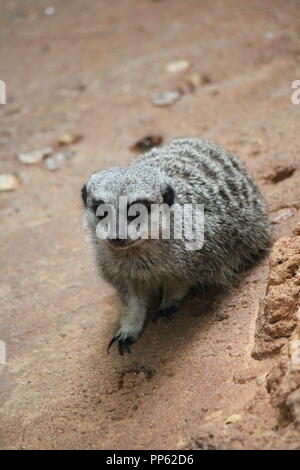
[0,0,300,449]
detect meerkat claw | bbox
[108,334,133,355]
[107,336,117,353]
[118,339,132,355]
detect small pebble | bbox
[165,60,190,74]
[45,6,55,15]
[151,91,182,107]
[264,31,274,39]
[0,173,20,191]
[256,373,267,385]
[44,149,75,171]
[18,147,53,165]
[271,208,296,224]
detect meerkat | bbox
[82,138,271,355]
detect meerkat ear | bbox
[163,184,175,206]
[81,184,88,207]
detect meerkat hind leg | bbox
[153,283,190,322]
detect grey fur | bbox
[82,138,271,354]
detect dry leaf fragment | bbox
[264,165,296,183]
[186,72,201,91]
[201,74,212,85]
[57,133,82,146]
[130,135,163,153]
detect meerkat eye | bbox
[91,199,104,214]
[127,200,152,222]
[127,208,140,222]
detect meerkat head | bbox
[82,165,175,249]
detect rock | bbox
[165,60,190,74]
[44,154,64,171]
[256,373,268,385]
[44,149,75,171]
[271,208,297,224]
[266,307,300,426]
[264,31,275,39]
[151,91,182,107]
[0,173,21,191]
[252,223,300,359]
[18,147,53,165]
[45,6,55,15]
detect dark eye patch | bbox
[127,210,140,222]
[91,199,104,214]
[127,206,141,222]
[93,201,109,221]
[127,200,152,221]
[81,184,88,207]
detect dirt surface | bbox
[0,0,300,450]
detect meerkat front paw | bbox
[107,327,140,356]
